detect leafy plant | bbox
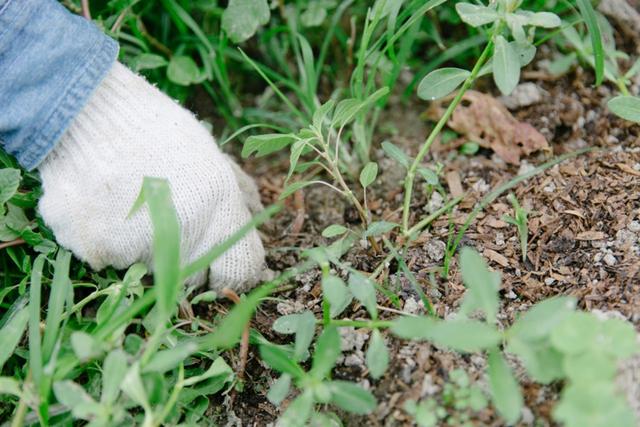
[502,193,529,262]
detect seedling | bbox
[502,193,529,262]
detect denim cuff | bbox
[0,0,119,170]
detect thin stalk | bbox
[326,319,393,329]
[402,26,499,234]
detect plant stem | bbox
[401,29,498,234]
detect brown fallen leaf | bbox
[483,248,510,267]
[426,90,549,164]
[446,170,464,198]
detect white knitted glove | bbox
[38,62,265,292]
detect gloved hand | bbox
[38,62,265,292]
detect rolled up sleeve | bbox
[0,0,118,170]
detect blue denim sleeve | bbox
[0,0,118,170]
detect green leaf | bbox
[0,304,28,370]
[191,290,217,305]
[455,3,498,27]
[417,68,470,101]
[167,55,202,86]
[520,11,561,28]
[101,350,128,405]
[381,141,410,168]
[313,99,336,129]
[42,249,72,361]
[121,363,151,412]
[288,139,307,181]
[576,0,604,85]
[267,374,291,405]
[183,356,234,387]
[363,221,398,238]
[553,382,636,427]
[459,247,500,323]
[348,272,378,319]
[311,326,341,380]
[70,331,101,361]
[331,87,389,128]
[131,53,168,71]
[143,342,198,373]
[260,345,305,378]
[508,296,576,341]
[493,35,520,95]
[273,314,303,334]
[322,275,352,318]
[506,337,564,384]
[328,381,376,414]
[279,181,315,200]
[130,178,181,324]
[0,377,21,397]
[0,168,20,205]
[487,349,523,424]
[563,351,617,384]
[53,381,101,420]
[550,312,599,355]
[608,96,640,123]
[242,134,295,158]
[222,0,270,43]
[322,224,348,238]
[366,330,389,379]
[294,311,317,360]
[392,316,500,352]
[278,390,314,427]
[359,162,379,188]
[599,318,639,359]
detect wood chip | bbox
[575,230,607,241]
[483,248,510,267]
[446,171,464,198]
[616,163,640,176]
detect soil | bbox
[208,50,640,426]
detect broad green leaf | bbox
[331,87,389,127]
[506,337,564,384]
[101,350,128,405]
[0,168,20,205]
[487,350,523,424]
[242,134,296,158]
[70,331,101,361]
[459,247,500,323]
[183,356,234,387]
[288,139,307,181]
[576,0,604,85]
[311,326,341,380]
[363,221,398,238]
[493,35,520,95]
[598,318,639,359]
[427,319,501,352]
[0,304,28,370]
[278,390,314,427]
[328,381,376,414]
[267,374,291,405]
[359,162,378,188]
[131,53,167,71]
[53,381,101,420]
[381,141,410,168]
[508,296,576,341]
[301,1,329,27]
[417,68,470,101]
[273,314,303,334]
[167,55,202,86]
[563,351,617,384]
[221,0,270,43]
[313,99,336,129]
[121,363,151,412]
[130,178,180,324]
[322,275,352,318]
[0,377,21,397]
[455,3,498,27]
[294,311,317,360]
[143,342,198,373]
[550,312,599,355]
[608,96,640,123]
[391,316,436,340]
[366,330,389,379]
[553,382,636,427]
[191,290,217,305]
[348,272,378,319]
[260,345,305,378]
[322,224,348,238]
[519,11,561,28]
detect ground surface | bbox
[211,57,640,426]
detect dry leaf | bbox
[426,90,549,164]
[576,231,607,241]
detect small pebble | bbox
[544,277,556,286]
[603,253,617,266]
[424,239,446,261]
